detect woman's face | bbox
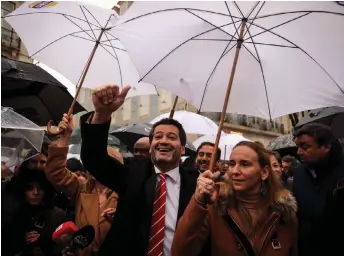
[25,182,45,206]
[225,146,269,194]
[269,155,282,175]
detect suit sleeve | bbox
[46,146,81,199]
[171,195,210,256]
[80,112,127,196]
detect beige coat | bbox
[46,146,119,256]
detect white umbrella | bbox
[1,107,45,168]
[4,1,157,94]
[4,1,158,134]
[193,134,250,160]
[113,1,344,119]
[112,1,344,170]
[149,110,224,135]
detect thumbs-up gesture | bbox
[91,85,130,123]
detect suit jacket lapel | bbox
[177,168,197,222]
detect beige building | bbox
[1,1,30,62]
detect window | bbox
[139,95,150,118]
[1,2,21,50]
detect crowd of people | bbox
[2,85,344,256]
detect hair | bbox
[293,123,335,147]
[268,151,282,164]
[215,141,282,216]
[149,118,187,146]
[255,141,265,148]
[12,166,56,209]
[282,155,297,164]
[196,142,222,161]
[66,158,86,173]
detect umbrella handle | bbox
[46,105,74,136]
[46,119,64,136]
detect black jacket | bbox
[293,145,344,256]
[80,113,198,255]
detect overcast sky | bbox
[35,0,119,96]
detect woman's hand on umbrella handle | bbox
[195,170,221,206]
[91,85,130,124]
[56,114,73,146]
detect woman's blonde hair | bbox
[214,141,282,215]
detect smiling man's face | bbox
[195,145,215,172]
[150,124,185,171]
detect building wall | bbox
[1,1,31,63]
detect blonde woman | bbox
[172,141,298,256]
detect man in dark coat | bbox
[293,123,344,256]
[79,85,199,256]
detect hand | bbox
[101,207,116,222]
[26,231,40,244]
[92,85,130,123]
[195,170,221,205]
[56,113,73,146]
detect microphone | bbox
[65,225,95,253]
[52,221,78,247]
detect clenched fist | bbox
[91,85,130,124]
[195,170,221,205]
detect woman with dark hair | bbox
[268,151,282,175]
[9,167,65,256]
[172,141,298,256]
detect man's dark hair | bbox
[196,142,221,161]
[149,118,186,146]
[66,158,86,173]
[268,151,282,164]
[293,123,335,147]
[282,155,297,164]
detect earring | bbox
[260,180,267,197]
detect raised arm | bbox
[45,115,81,199]
[80,85,130,196]
[172,170,221,256]
[171,196,210,256]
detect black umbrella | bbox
[1,57,85,126]
[267,134,297,158]
[295,106,344,138]
[110,123,196,156]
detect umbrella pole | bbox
[209,19,247,172]
[47,28,106,135]
[224,145,227,161]
[169,96,179,118]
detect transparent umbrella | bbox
[1,106,44,168]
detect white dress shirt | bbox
[154,166,181,256]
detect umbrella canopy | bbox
[110,123,153,152]
[193,133,250,160]
[4,1,157,98]
[113,1,344,119]
[149,110,224,135]
[267,134,297,157]
[1,106,44,167]
[110,123,196,156]
[1,57,85,126]
[295,106,344,138]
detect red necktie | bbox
[147,173,166,256]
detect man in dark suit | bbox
[78,85,198,256]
